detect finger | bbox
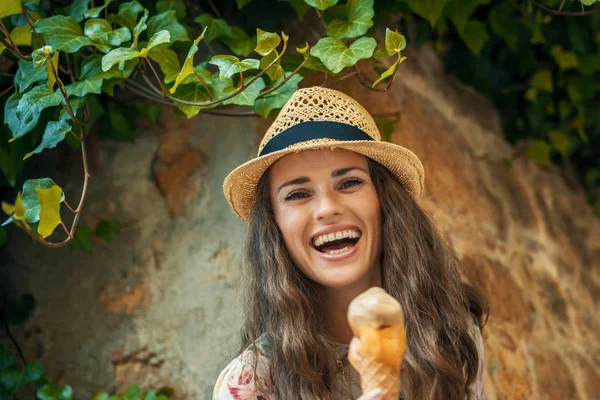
[357,388,383,400]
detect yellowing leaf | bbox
[371,54,406,87]
[384,28,406,55]
[550,46,578,71]
[255,29,281,56]
[0,0,22,19]
[35,186,63,238]
[169,29,206,94]
[530,69,552,93]
[14,192,25,220]
[10,24,33,47]
[46,51,59,90]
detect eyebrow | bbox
[276,166,367,194]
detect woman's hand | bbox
[357,388,383,400]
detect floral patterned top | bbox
[213,316,485,400]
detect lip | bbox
[310,224,362,242]
[312,235,361,261]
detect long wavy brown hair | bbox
[240,157,488,400]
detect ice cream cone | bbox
[347,288,406,400]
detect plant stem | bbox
[1,313,27,366]
[257,58,306,99]
[152,38,289,107]
[0,84,15,97]
[22,8,45,46]
[193,70,213,100]
[144,58,166,96]
[353,64,386,92]
[384,53,402,91]
[528,0,600,15]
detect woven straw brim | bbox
[223,138,425,221]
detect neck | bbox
[319,266,382,345]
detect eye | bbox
[339,178,363,190]
[284,191,309,201]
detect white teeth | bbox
[312,229,361,247]
[327,246,351,255]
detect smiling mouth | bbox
[312,231,362,255]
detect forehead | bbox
[269,149,368,180]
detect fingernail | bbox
[367,388,383,398]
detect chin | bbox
[314,264,372,289]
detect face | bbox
[268,148,382,290]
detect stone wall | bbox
[1,44,598,399]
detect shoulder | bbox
[468,313,486,400]
[213,334,273,400]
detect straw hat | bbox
[223,86,425,221]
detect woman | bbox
[214,87,487,400]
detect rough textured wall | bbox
[1,44,598,399]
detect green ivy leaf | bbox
[34,16,93,53]
[285,0,311,19]
[169,30,206,94]
[221,27,255,57]
[530,69,553,93]
[85,19,132,52]
[384,28,406,55]
[444,0,489,34]
[95,219,121,241]
[548,129,572,156]
[132,9,149,47]
[303,0,339,11]
[550,46,579,70]
[212,75,266,106]
[117,1,145,30]
[458,20,489,55]
[0,345,17,371]
[157,0,186,19]
[311,36,376,74]
[135,101,161,126]
[194,13,232,42]
[24,120,72,160]
[0,121,27,187]
[255,29,281,56]
[148,46,181,83]
[106,107,134,141]
[37,383,74,400]
[526,139,551,168]
[67,0,90,23]
[209,55,260,80]
[400,0,450,28]
[253,73,304,117]
[0,0,22,20]
[68,226,94,255]
[372,55,406,87]
[577,54,600,76]
[92,393,110,400]
[489,1,519,50]
[125,385,142,400]
[148,10,190,44]
[215,27,251,58]
[85,0,115,19]
[173,83,211,118]
[0,361,44,392]
[7,86,63,140]
[14,58,48,93]
[579,0,597,5]
[326,0,374,39]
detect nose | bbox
[314,190,344,221]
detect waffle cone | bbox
[348,348,401,400]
